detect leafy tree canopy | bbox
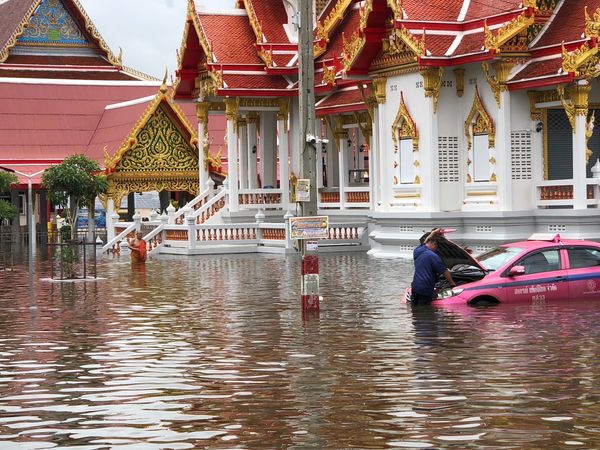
[0,171,18,194]
[42,154,108,239]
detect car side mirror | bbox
[508,265,526,277]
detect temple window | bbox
[399,138,415,184]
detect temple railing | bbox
[152,217,367,254]
[318,188,370,209]
[102,222,136,254]
[536,179,599,208]
[238,189,283,210]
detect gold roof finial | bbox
[117,47,123,66]
[160,68,168,94]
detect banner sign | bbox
[290,216,329,240]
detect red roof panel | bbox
[199,14,263,65]
[0,0,36,51]
[510,57,562,82]
[223,74,290,90]
[247,0,290,43]
[534,0,600,48]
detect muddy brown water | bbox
[0,252,599,449]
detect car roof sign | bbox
[528,233,561,243]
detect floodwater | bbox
[1,251,600,449]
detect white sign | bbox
[296,179,311,202]
[290,216,329,240]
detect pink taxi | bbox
[403,233,600,305]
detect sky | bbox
[79,0,228,79]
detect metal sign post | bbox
[298,0,319,312]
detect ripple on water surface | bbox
[0,252,599,448]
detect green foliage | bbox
[0,200,18,222]
[0,171,18,194]
[42,154,108,240]
[0,172,18,222]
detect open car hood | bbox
[419,232,487,272]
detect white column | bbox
[326,124,338,187]
[196,102,210,193]
[225,98,239,212]
[357,130,365,171]
[420,69,441,212]
[496,90,512,211]
[572,81,592,210]
[277,112,290,210]
[238,118,249,189]
[316,119,324,189]
[337,124,348,210]
[289,97,301,177]
[371,108,380,209]
[247,113,259,189]
[377,104,389,209]
[260,111,277,187]
[106,198,116,241]
[574,114,588,210]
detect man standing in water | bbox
[411,229,455,305]
[128,231,147,263]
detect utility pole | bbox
[298,0,320,312]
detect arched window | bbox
[465,87,496,183]
[391,92,419,185]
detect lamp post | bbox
[13,169,45,259]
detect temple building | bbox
[0,0,225,243]
[167,0,600,257]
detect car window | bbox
[477,246,524,271]
[518,249,561,275]
[567,247,600,269]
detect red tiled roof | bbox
[318,6,361,62]
[0,69,140,80]
[424,35,456,56]
[449,32,486,56]
[0,0,35,51]
[223,73,290,90]
[402,0,522,22]
[4,55,114,67]
[510,57,563,82]
[534,0,600,48]
[316,87,366,115]
[247,0,289,43]
[199,14,263,65]
[0,82,159,162]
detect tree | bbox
[42,155,108,240]
[0,171,18,223]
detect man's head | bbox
[136,232,143,239]
[425,234,441,252]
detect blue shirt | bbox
[412,244,446,297]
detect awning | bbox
[0,159,63,187]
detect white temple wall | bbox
[510,90,536,211]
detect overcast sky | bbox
[79,0,229,79]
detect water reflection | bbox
[0,252,599,448]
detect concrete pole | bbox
[298,0,319,311]
[225,97,240,212]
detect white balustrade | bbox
[536,179,597,208]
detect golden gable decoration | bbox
[465,87,495,149]
[391,92,419,152]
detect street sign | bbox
[289,216,329,240]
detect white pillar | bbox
[377,104,388,209]
[106,198,116,241]
[337,124,348,210]
[196,102,210,193]
[277,112,290,210]
[326,124,338,187]
[239,118,249,189]
[574,113,588,210]
[371,108,380,209]
[225,98,239,212]
[289,97,301,177]
[316,119,324,189]
[247,113,259,189]
[260,111,277,187]
[496,90,512,210]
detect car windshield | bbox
[477,246,525,271]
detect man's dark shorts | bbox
[410,292,434,305]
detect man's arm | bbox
[443,269,456,287]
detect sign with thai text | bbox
[296,179,311,202]
[290,216,329,240]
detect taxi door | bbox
[565,246,600,300]
[504,249,568,303]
